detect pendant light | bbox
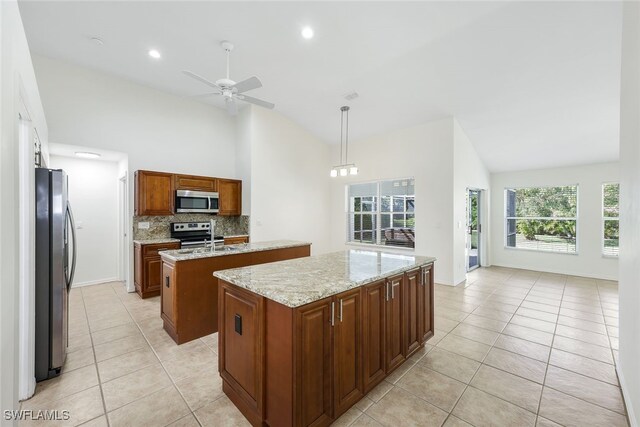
[330,106,358,177]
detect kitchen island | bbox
[214,249,435,427]
[159,240,310,344]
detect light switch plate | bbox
[138,222,150,230]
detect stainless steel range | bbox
[170,222,223,249]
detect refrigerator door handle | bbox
[66,203,77,289]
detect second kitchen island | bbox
[214,249,435,427]
[159,240,310,344]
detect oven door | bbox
[175,190,219,213]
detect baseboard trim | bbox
[72,277,120,288]
[617,364,638,427]
[490,262,618,281]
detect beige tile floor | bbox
[20,267,629,426]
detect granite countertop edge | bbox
[133,238,181,245]
[214,255,436,308]
[159,240,311,262]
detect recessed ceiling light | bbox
[75,151,101,159]
[90,37,104,46]
[148,49,161,59]
[301,26,314,40]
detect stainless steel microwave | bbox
[175,190,219,214]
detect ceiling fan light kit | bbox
[330,106,358,177]
[182,40,275,115]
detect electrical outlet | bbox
[138,222,150,230]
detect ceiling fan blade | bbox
[189,91,221,98]
[232,76,262,94]
[226,99,238,115]
[238,94,274,109]
[182,70,220,90]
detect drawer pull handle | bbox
[165,276,170,288]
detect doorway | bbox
[467,189,481,271]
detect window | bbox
[348,179,415,248]
[505,186,578,253]
[602,183,619,256]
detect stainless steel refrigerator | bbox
[35,168,77,382]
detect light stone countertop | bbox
[159,240,310,262]
[133,238,181,245]
[214,249,436,308]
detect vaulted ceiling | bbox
[19,1,622,172]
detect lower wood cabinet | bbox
[134,241,180,298]
[218,262,435,427]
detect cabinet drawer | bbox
[224,236,249,245]
[142,242,180,257]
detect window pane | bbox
[509,186,577,218]
[393,197,404,212]
[604,219,619,256]
[392,213,405,227]
[383,228,415,248]
[381,214,391,229]
[381,196,391,212]
[406,197,415,212]
[507,219,576,253]
[603,183,619,218]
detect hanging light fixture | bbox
[330,106,358,177]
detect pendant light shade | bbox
[330,106,358,177]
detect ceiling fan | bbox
[183,40,275,115]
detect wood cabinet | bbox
[219,262,435,427]
[134,241,180,298]
[218,284,264,427]
[134,170,174,216]
[161,262,176,328]
[362,280,386,392]
[161,244,310,344]
[385,274,405,373]
[224,235,249,245]
[218,178,242,216]
[174,174,218,192]
[333,288,363,417]
[404,268,421,356]
[134,170,241,216]
[295,298,333,427]
[419,264,434,343]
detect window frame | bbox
[601,182,619,258]
[346,178,415,251]
[503,184,580,255]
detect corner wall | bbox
[618,2,640,425]
[490,162,620,280]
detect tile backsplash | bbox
[133,214,249,240]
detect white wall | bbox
[490,162,620,280]
[50,155,120,286]
[247,106,331,254]
[236,106,252,216]
[32,55,238,290]
[329,118,457,285]
[0,0,48,416]
[453,120,491,284]
[618,2,640,425]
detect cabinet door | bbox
[218,179,242,216]
[174,174,218,191]
[135,170,173,215]
[295,298,333,427]
[362,280,386,392]
[385,274,405,373]
[333,289,363,417]
[404,269,421,356]
[145,257,163,294]
[161,262,176,327]
[419,265,434,343]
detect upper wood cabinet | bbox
[218,179,242,216]
[134,170,174,216]
[134,170,242,216]
[174,174,218,192]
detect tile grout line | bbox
[79,286,112,427]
